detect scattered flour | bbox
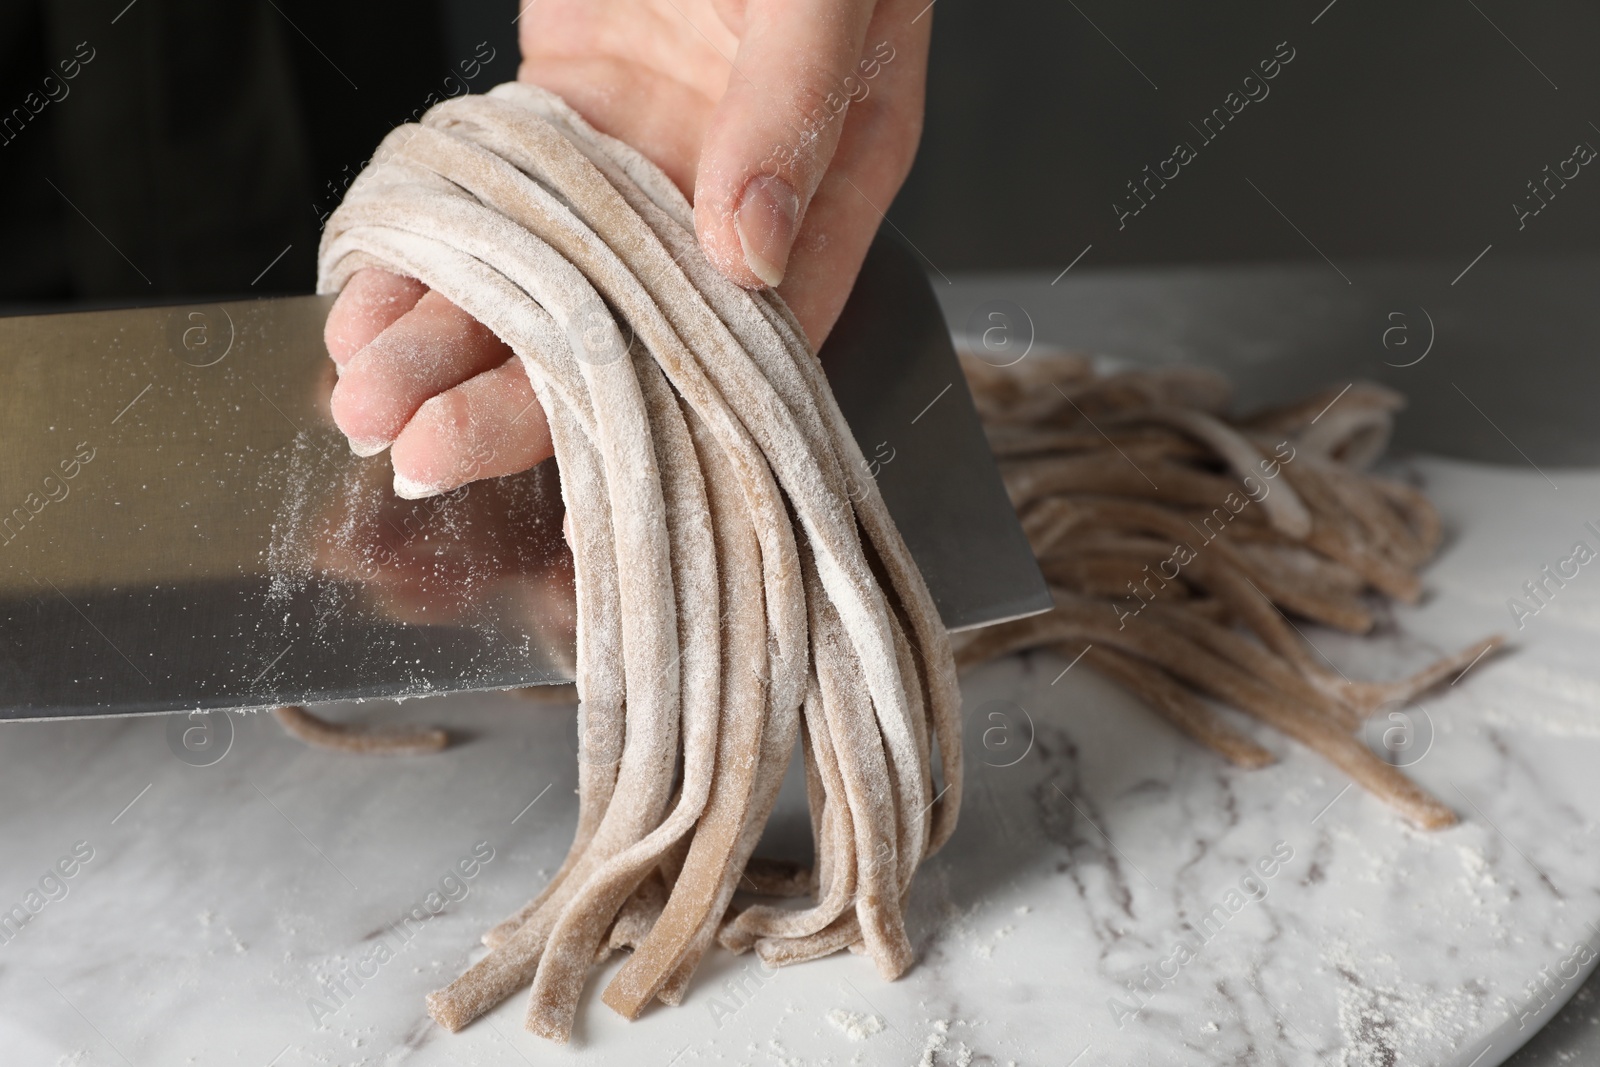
[1324,937,1480,1066]
[918,1019,973,1067]
[827,1008,884,1040]
[975,923,1016,959]
[764,1037,805,1067]
[1456,843,1495,888]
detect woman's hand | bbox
[322,0,929,497]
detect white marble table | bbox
[2,454,1598,1067]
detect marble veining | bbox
[1,457,1598,1066]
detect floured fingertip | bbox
[393,470,448,499]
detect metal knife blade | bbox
[0,232,1048,721]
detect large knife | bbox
[0,233,1049,721]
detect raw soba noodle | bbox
[315,83,961,1041]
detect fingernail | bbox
[735,175,800,288]
[393,470,445,499]
[348,435,390,457]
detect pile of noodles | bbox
[954,350,1501,830]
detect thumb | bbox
[695,0,880,289]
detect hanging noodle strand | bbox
[316,84,961,1042]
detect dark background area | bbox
[2,0,1596,308]
[902,0,1600,274]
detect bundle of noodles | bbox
[316,84,961,1041]
[953,350,1502,830]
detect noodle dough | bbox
[317,83,961,1042]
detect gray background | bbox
[2,0,1596,303]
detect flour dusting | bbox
[826,1008,883,1040]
